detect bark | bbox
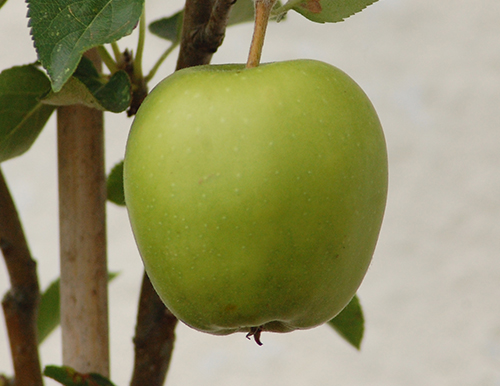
[176,0,236,70]
[57,49,109,376]
[130,275,178,386]
[0,168,43,386]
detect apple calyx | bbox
[246,326,264,346]
[246,0,278,68]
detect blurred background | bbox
[1,0,499,385]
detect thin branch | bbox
[0,167,43,386]
[134,8,147,81]
[145,42,179,82]
[176,0,236,70]
[111,42,122,62]
[96,45,118,74]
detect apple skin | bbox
[124,59,388,337]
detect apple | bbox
[124,59,387,342]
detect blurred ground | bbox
[1,0,500,385]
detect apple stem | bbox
[246,0,278,68]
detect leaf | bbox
[288,0,379,23]
[227,0,256,26]
[37,279,60,344]
[0,0,8,10]
[107,160,125,206]
[44,366,117,386]
[0,65,55,163]
[149,11,183,42]
[327,294,364,349]
[227,0,284,25]
[37,272,119,345]
[43,56,131,113]
[27,0,144,92]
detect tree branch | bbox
[57,48,109,376]
[130,274,178,386]
[176,0,236,70]
[0,167,43,386]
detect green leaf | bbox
[227,0,256,26]
[37,272,119,345]
[107,160,125,206]
[37,279,60,344]
[228,0,284,25]
[0,65,55,163]
[44,366,116,386]
[0,0,8,10]
[43,56,131,113]
[285,0,379,23]
[327,294,364,349]
[149,11,183,42]
[27,0,144,92]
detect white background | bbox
[1,0,500,385]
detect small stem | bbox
[246,0,278,68]
[134,8,147,81]
[272,0,303,17]
[111,42,121,62]
[145,42,179,82]
[96,45,118,73]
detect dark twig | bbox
[130,274,178,386]
[176,0,236,70]
[0,168,43,386]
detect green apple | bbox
[124,59,387,342]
